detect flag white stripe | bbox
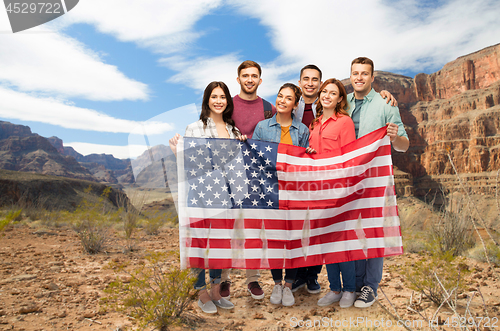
[279,176,393,201]
[183,195,392,220]
[187,216,400,241]
[276,136,390,167]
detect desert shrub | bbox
[0,209,22,233]
[6,209,23,223]
[468,242,500,266]
[104,251,196,330]
[403,233,427,253]
[142,210,172,235]
[429,194,475,256]
[402,250,469,305]
[72,187,120,254]
[40,210,71,228]
[24,207,46,222]
[121,210,140,253]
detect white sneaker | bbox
[317,291,342,306]
[282,286,295,306]
[339,291,356,308]
[270,284,282,305]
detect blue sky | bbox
[0,0,499,159]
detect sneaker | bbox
[354,286,376,308]
[339,291,356,308]
[212,297,234,310]
[291,279,306,293]
[281,286,295,306]
[317,291,342,306]
[270,284,282,305]
[306,279,321,294]
[198,299,217,314]
[220,281,230,299]
[248,281,265,300]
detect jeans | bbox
[221,269,260,285]
[326,261,355,292]
[355,257,383,296]
[271,268,298,284]
[193,268,222,290]
[295,265,322,282]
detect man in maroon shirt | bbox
[231,60,276,138]
[220,60,275,301]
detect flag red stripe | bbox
[279,186,395,210]
[187,246,402,270]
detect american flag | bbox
[176,126,403,270]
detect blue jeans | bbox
[355,257,383,296]
[295,265,322,282]
[326,261,355,292]
[193,268,222,290]
[271,268,298,284]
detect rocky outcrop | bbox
[0,121,32,140]
[414,44,500,101]
[47,136,134,185]
[0,133,95,182]
[0,169,130,211]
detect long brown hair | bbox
[310,78,349,130]
[200,81,239,136]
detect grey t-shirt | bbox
[352,98,364,138]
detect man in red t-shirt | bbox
[231,60,276,138]
[220,60,275,301]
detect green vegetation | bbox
[71,186,120,254]
[0,209,22,233]
[104,252,196,331]
[429,194,475,256]
[402,250,469,305]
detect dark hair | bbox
[278,83,302,105]
[351,57,374,75]
[237,60,262,77]
[310,78,349,130]
[200,81,239,136]
[300,64,322,81]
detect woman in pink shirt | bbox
[307,78,355,153]
[306,78,357,309]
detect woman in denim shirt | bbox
[249,83,309,306]
[252,84,309,147]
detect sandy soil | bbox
[0,224,499,331]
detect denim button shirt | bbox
[252,113,309,148]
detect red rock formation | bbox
[414,43,500,101]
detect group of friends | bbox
[169,58,409,314]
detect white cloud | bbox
[196,0,500,81]
[56,0,223,53]
[65,142,147,159]
[0,31,149,101]
[161,54,298,99]
[0,86,173,134]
